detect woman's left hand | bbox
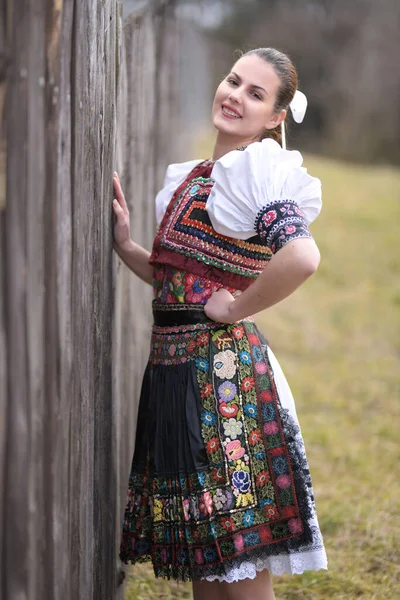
[204,289,236,323]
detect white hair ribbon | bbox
[281,90,308,149]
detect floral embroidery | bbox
[218,381,237,402]
[254,200,313,253]
[120,319,307,581]
[213,350,237,379]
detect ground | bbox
[123,147,400,599]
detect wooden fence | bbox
[0,0,180,598]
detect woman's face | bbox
[212,55,286,142]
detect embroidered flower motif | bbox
[259,525,273,543]
[203,547,217,562]
[261,210,277,226]
[238,351,252,365]
[213,489,227,511]
[212,467,225,483]
[243,509,255,526]
[225,439,245,461]
[153,498,163,522]
[243,405,257,421]
[213,350,237,379]
[248,429,261,445]
[218,381,237,402]
[206,437,220,454]
[252,346,263,362]
[285,225,296,234]
[294,206,305,217]
[219,402,239,418]
[194,548,204,564]
[202,411,216,426]
[196,357,209,372]
[201,383,213,398]
[261,403,275,421]
[199,491,213,516]
[256,470,270,486]
[231,326,244,339]
[265,505,279,520]
[197,472,206,486]
[221,517,235,532]
[276,474,291,489]
[185,277,213,304]
[260,389,274,402]
[197,332,209,347]
[186,339,197,354]
[241,377,255,392]
[288,517,303,534]
[182,498,190,521]
[244,531,260,546]
[233,534,245,551]
[272,456,288,475]
[232,469,251,492]
[223,418,243,440]
[235,491,254,507]
[264,421,279,435]
[255,362,267,374]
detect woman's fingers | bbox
[113,173,129,213]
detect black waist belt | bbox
[152,302,213,326]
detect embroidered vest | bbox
[149,162,273,291]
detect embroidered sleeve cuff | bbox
[254,200,314,254]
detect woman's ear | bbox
[265,108,287,131]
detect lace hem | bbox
[203,547,328,581]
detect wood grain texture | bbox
[1,0,180,598]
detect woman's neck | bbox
[211,132,257,161]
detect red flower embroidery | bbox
[261,210,277,226]
[285,225,296,235]
[201,383,213,398]
[259,525,273,543]
[248,429,261,445]
[294,206,304,217]
[248,333,259,346]
[232,326,244,340]
[265,505,279,520]
[186,340,197,354]
[221,517,235,532]
[206,437,220,453]
[256,470,270,486]
[260,390,274,402]
[197,333,209,347]
[241,376,255,392]
[212,467,225,483]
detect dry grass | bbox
[123,144,400,599]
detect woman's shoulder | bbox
[207,139,322,240]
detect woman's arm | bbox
[204,238,320,323]
[112,172,153,285]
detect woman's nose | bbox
[229,90,242,103]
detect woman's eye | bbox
[227,78,238,86]
[251,91,262,100]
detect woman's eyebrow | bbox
[231,71,268,95]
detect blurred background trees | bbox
[175,0,400,165]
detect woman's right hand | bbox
[112,172,131,249]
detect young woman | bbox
[113,47,328,600]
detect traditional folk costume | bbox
[119,138,328,582]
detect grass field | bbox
[123,146,400,599]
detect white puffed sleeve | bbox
[206,139,322,242]
[155,159,203,225]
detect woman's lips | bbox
[222,104,242,119]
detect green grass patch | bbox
[123,143,400,599]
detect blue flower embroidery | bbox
[196,358,209,372]
[190,185,200,195]
[203,547,217,562]
[244,531,260,546]
[244,403,258,418]
[197,472,206,486]
[238,351,252,365]
[202,411,216,426]
[243,509,255,526]
[261,403,275,421]
[254,451,266,460]
[259,498,274,507]
[232,470,251,493]
[252,346,263,362]
[272,456,288,475]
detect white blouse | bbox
[155,139,322,239]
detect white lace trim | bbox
[203,547,328,582]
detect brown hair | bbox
[240,48,298,146]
